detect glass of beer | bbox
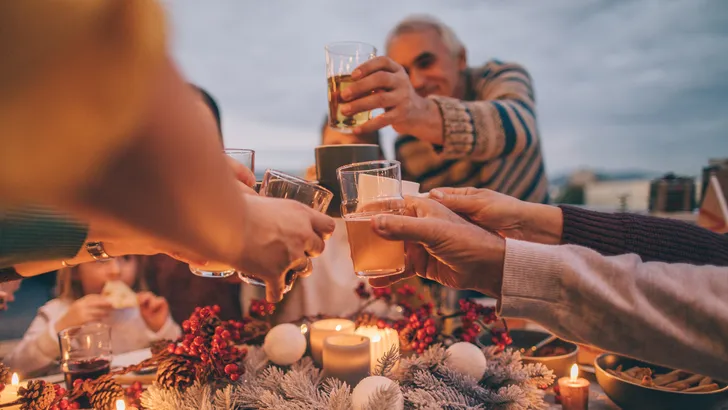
[59,323,112,407]
[337,160,406,278]
[189,148,255,278]
[325,42,377,133]
[237,169,334,293]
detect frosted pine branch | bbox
[362,383,402,410]
[373,345,400,377]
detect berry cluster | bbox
[49,384,80,410]
[354,282,370,299]
[125,381,144,409]
[249,299,276,318]
[395,302,436,354]
[173,305,247,382]
[458,299,500,345]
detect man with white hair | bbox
[328,14,548,203]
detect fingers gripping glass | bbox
[325,42,377,133]
[237,169,334,294]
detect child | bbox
[4,256,181,377]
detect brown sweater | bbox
[559,205,728,266]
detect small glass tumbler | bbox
[237,169,334,293]
[325,42,377,133]
[337,160,406,278]
[189,148,256,278]
[58,322,112,395]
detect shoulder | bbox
[473,60,533,82]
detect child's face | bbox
[77,256,138,295]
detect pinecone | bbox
[89,378,124,410]
[0,363,11,384]
[354,312,376,328]
[200,316,222,337]
[17,380,56,410]
[156,356,196,391]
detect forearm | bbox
[559,205,728,265]
[499,239,728,380]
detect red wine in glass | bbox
[63,358,111,407]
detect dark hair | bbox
[192,85,222,138]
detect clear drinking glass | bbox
[325,42,377,133]
[189,148,255,278]
[337,160,406,278]
[58,323,112,391]
[237,169,334,293]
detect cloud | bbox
[166,0,728,177]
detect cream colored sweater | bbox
[500,239,728,381]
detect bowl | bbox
[481,329,578,378]
[595,353,728,410]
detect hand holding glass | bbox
[326,42,377,132]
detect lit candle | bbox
[557,364,590,410]
[116,399,126,410]
[354,326,399,372]
[309,319,355,366]
[322,334,371,386]
[0,373,25,410]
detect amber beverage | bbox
[344,211,405,277]
[328,74,372,130]
[325,42,377,133]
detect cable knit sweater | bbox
[500,239,728,381]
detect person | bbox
[0,1,335,302]
[322,14,548,202]
[0,280,21,310]
[4,256,181,377]
[367,195,728,381]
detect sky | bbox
[164,0,728,178]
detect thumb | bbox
[371,214,443,246]
[429,190,481,215]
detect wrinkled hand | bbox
[0,280,21,309]
[55,294,113,332]
[368,197,506,297]
[429,188,563,244]
[138,292,170,333]
[225,155,257,195]
[237,195,335,302]
[340,56,438,138]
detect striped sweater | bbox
[395,60,549,203]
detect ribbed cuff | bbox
[0,206,88,267]
[429,95,474,158]
[146,316,182,341]
[499,239,563,318]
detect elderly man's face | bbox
[387,28,466,99]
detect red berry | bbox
[0,383,6,393]
[70,402,81,409]
[212,305,221,313]
[175,346,185,355]
[416,329,426,340]
[230,373,240,382]
[224,363,238,374]
[424,336,433,344]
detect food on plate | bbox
[605,365,720,393]
[102,280,138,309]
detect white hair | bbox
[386,14,465,56]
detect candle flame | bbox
[11,373,18,386]
[371,335,381,343]
[570,364,579,382]
[300,324,308,334]
[335,325,342,331]
[116,399,126,410]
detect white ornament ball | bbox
[263,323,307,366]
[352,376,404,410]
[445,342,487,380]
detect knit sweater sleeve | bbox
[499,239,728,381]
[0,206,88,270]
[429,61,538,161]
[558,205,728,266]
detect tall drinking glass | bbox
[337,160,406,278]
[58,323,112,396]
[190,148,255,278]
[325,42,377,133]
[237,169,334,293]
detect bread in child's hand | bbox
[102,280,138,309]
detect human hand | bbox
[0,280,21,309]
[368,197,506,297]
[137,292,170,333]
[429,188,563,245]
[55,294,113,332]
[339,57,440,140]
[236,195,335,302]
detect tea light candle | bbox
[0,373,24,410]
[557,364,589,410]
[310,318,355,366]
[323,335,371,387]
[116,399,126,410]
[354,326,399,372]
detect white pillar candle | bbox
[323,334,371,387]
[354,326,400,372]
[309,318,355,366]
[0,373,24,410]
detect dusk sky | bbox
[165,0,728,178]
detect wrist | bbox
[523,204,563,245]
[409,97,444,144]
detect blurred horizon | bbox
[165,0,728,179]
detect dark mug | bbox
[315,144,381,216]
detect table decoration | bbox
[322,334,370,386]
[0,282,556,409]
[558,364,590,410]
[354,325,400,373]
[309,318,355,366]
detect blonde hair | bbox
[56,256,148,301]
[386,14,465,57]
